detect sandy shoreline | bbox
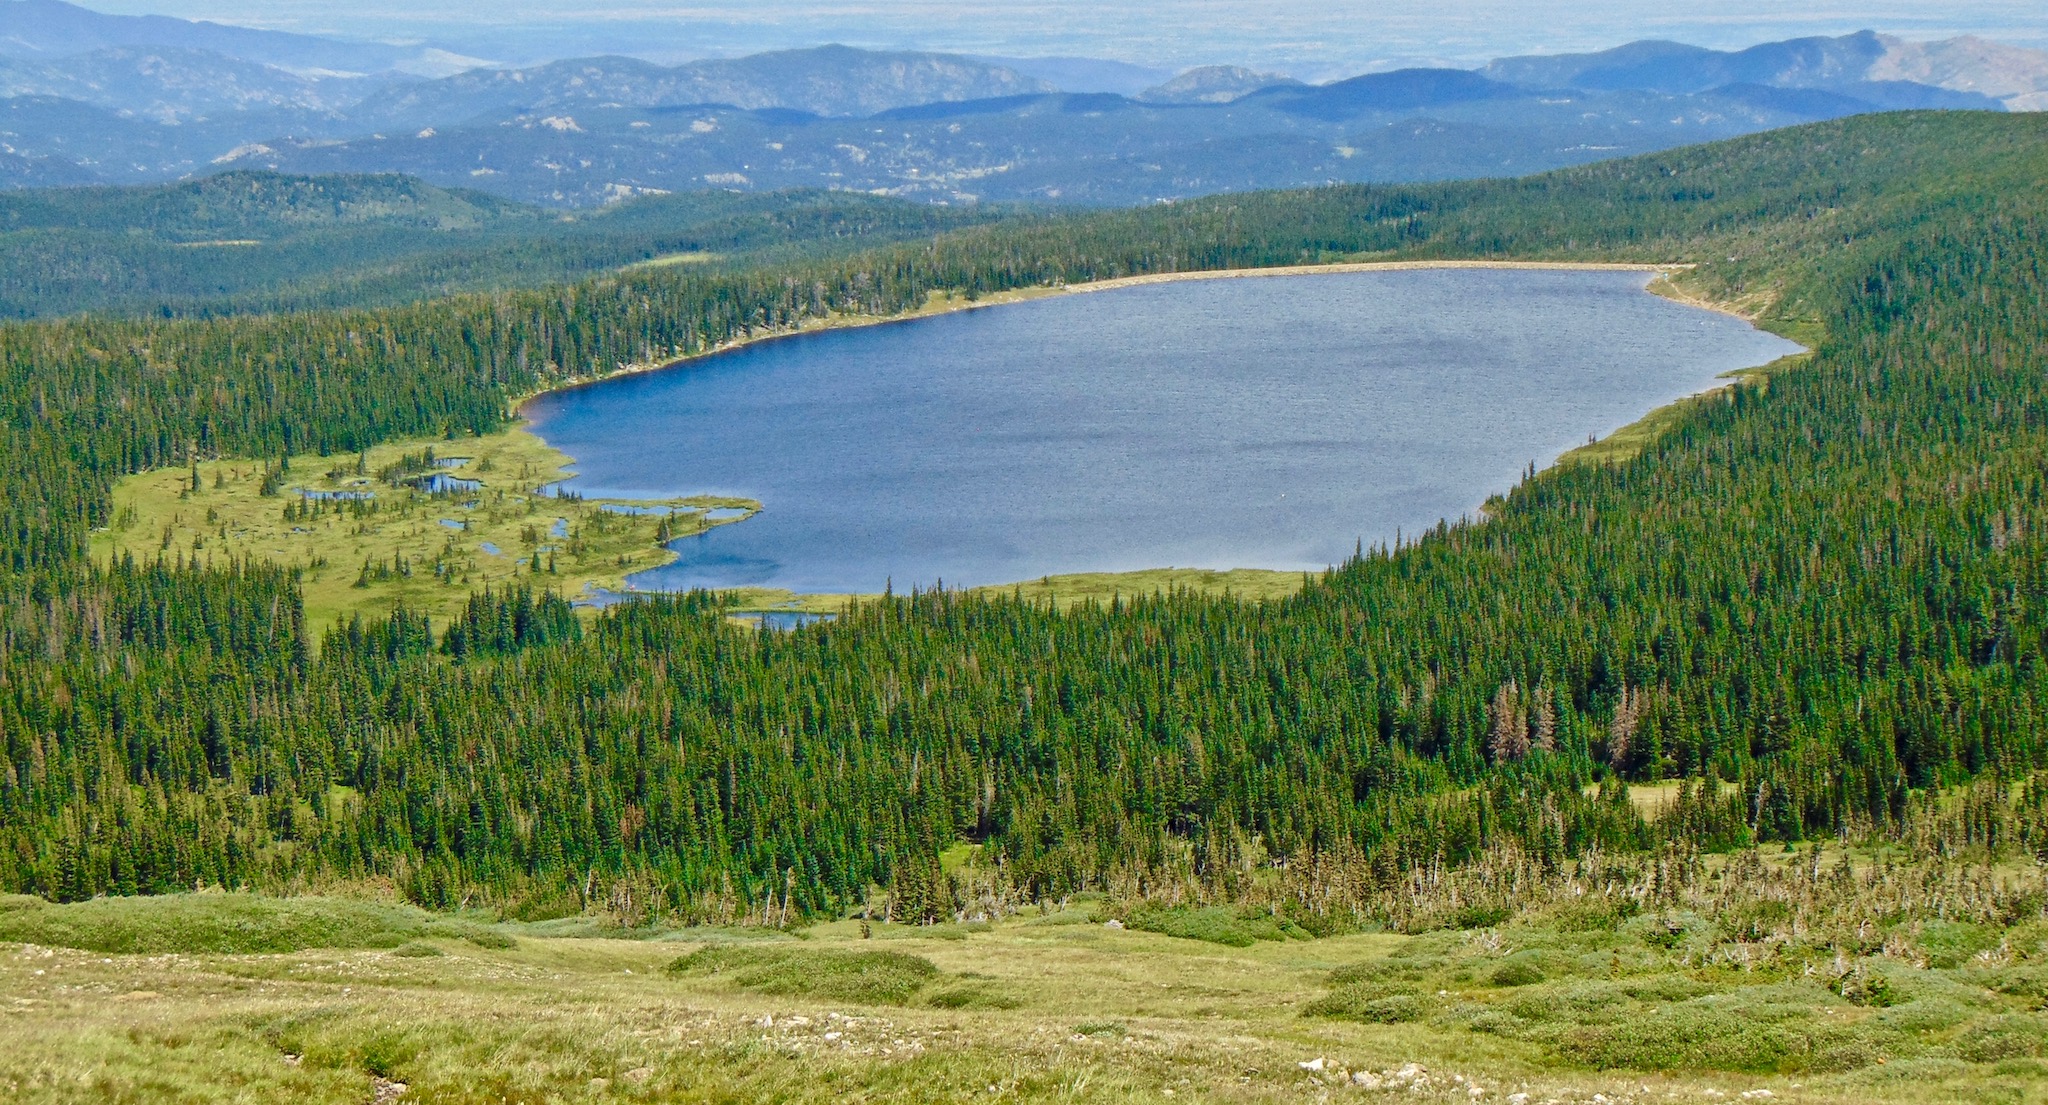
[1067,259,1686,294]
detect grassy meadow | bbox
[4,845,2045,1105]
[89,426,756,630]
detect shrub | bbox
[1442,904,1513,931]
[1120,905,1309,947]
[666,945,940,1005]
[1468,1009,1531,1036]
[922,983,1023,1010]
[456,928,518,950]
[1552,1006,1795,1072]
[1913,922,2001,969]
[0,893,429,954]
[1490,954,1547,987]
[1304,988,1423,1023]
[1832,964,1897,1007]
[1953,1015,2048,1063]
[390,942,444,958]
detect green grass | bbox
[92,425,756,631]
[3,889,2046,1103]
[983,567,1312,608]
[0,893,524,955]
[622,251,724,270]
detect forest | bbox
[0,172,1007,319]
[1,110,2046,925]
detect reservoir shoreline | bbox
[521,263,1799,602]
[515,260,1707,409]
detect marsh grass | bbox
[91,427,753,631]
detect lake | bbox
[522,269,1804,595]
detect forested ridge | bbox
[3,112,2047,921]
[0,172,1006,320]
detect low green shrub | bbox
[1441,904,1513,931]
[1953,1015,2048,1062]
[1913,921,2001,969]
[1832,964,1898,1007]
[390,942,444,958]
[443,925,517,950]
[0,893,430,954]
[922,983,1023,1010]
[1552,1005,1796,1072]
[1304,987,1423,1023]
[1120,905,1310,947]
[1490,954,1547,987]
[666,944,940,1005]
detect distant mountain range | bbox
[0,0,481,76]
[1,0,2044,207]
[344,47,1057,130]
[1483,30,2048,112]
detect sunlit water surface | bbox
[523,269,1802,594]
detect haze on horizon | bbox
[67,0,2048,75]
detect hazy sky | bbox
[80,0,2048,74]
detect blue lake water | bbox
[522,269,1803,594]
[412,474,482,494]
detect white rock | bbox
[1507,1095,1530,1105]
[1469,1087,1486,1099]
[1103,919,1124,930]
[1299,1058,1326,1073]
[1352,1072,1383,1089]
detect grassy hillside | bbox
[2,850,2044,1103]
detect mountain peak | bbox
[1137,66,1300,104]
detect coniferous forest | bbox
[3,110,2048,925]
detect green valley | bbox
[2,110,2048,1100]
